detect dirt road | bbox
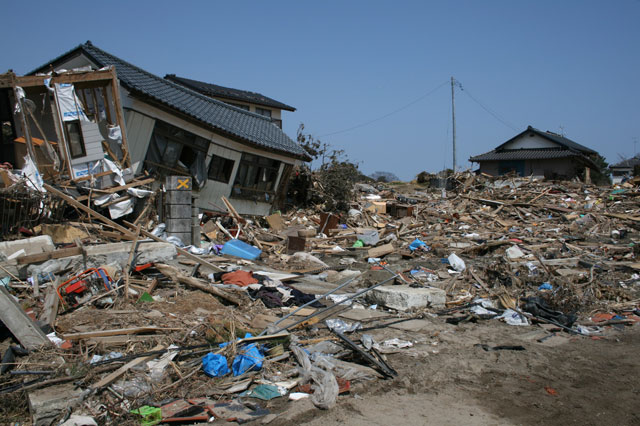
[282,319,640,426]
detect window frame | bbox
[64,120,87,159]
[208,154,235,183]
[231,153,281,200]
[255,107,272,118]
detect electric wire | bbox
[458,83,519,132]
[319,80,449,137]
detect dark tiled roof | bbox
[470,148,585,161]
[165,74,295,112]
[30,42,309,160]
[495,126,597,154]
[610,155,640,169]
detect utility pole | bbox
[451,76,457,171]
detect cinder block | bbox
[166,218,191,233]
[365,286,446,311]
[165,176,192,191]
[166,190,192,205]
[165,204,191,218]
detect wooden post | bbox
[585,167,592,184]
[108,68,131,168]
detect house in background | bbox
[609,154,640,184]
[28,41,309,216]
[165,74,295,129]
[469,126,599,180]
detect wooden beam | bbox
[155,263,242,305]
[0,69,116,89]
[43,183,132,236]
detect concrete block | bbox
[165,204,191,218]
[0,236,54,259]
[166,218,191,233]
[29,383,85,426]
[26,241,177,277]
[365,286,446,311]
[166,190,191,205]
[165,175,192,190]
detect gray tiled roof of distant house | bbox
[30,41,309,160]
[165,74,295,112]
[495,126,597,154]
[469,148,588,162]
[610,155,640,169]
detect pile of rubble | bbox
[1,171,639,425]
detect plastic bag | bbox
[448,253,466,272]
[232,343,264,376]
[202,352,230,377]
[310,365,339,410]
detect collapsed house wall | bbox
[46,52,302,216]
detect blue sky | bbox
[2,1,638,180]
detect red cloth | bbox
[221,270,258,287]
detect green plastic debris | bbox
[130,406,162,426]
[137,292,154,303]
[352,240,364,248]
[240,384,282,400]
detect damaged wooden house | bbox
[6,40,309,218]
[469,126,601,181]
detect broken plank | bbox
[101,177,155,194]
[155,263,243,305]
[91,344,163,390]
[0,286,49,350]
[368,243,395,258]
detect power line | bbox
[319,80,449,138]
[458,83,519,132]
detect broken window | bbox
[145,120,210,187]
[232,153,280,201]
[208,154,235,183]
[64,120,86,159]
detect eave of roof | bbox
[469,148,599,169]
[165,74,296,112]
[28,41,310,161]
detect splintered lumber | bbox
[0,286,49,350]
[62,327,178,340]
[124,221,224,272]
[91,344,164,391]
[155,263,243,305]
[43,183,132,235]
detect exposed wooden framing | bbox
[101,86,113,124]
[0,69,118,89]
[17,246,83,265]
[101,177,155,193]
[109,75,130,168]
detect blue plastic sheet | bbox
[232,343,264,376]
[409,238,427,251]
[538,283,553,291]
[202,353,230,377]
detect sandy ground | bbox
[276,318,640,426]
